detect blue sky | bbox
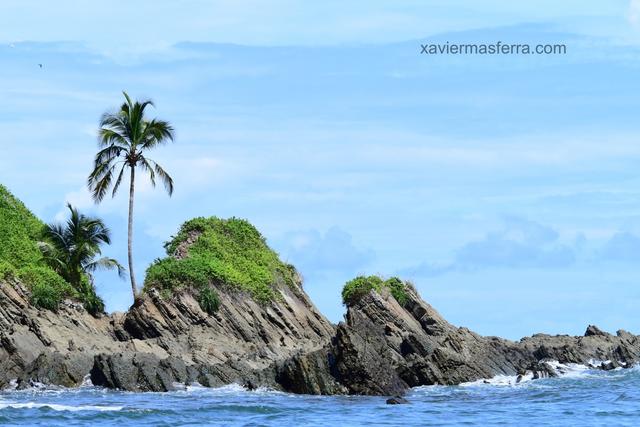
[1,1,640,339]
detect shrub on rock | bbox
[341,275,409,306]
[144,217,299,313]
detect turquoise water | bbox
[1,366,638,426]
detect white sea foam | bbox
[185,383,248,394]
[0,401,123,412]
[461,372,535,387]
[176,382,285,397]
[459,360,629,387]
[81,375,94,387]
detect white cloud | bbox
[630,0,640,25]
[0,0,626,54]
[274,227,375,276]
[454,218,575,270]
[401,217,577,277]
[55,187,94,221]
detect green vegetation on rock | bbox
[0,184,115,313]
[198,286,220,315]
[0,184,46,269]
[341,275,409,306]
[0,184,71,310]
[16,266,77,311]
[144,217,298,311]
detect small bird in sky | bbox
[38,64,43,68]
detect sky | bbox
[1,1,640,339]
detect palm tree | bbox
[39,204,124,310]
[87,91,175,299]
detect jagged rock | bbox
[275,286,640,395]
[90,353,196,392]
[529,361,558,379]
[386,396,409,404]
[2,265,640,395]
[331,308,409,395]
[17,351,92,389]
[0,265,336,392]
[275,347,347,395]
[585,325,608,337]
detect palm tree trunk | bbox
[127,166,138,299]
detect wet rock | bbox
[287,287,640,395]
[0,260,335,392]
[17,351,92,389]
[90,352,194,392]
[3,258,640,395]
[529,361,558,380]
[330,310,408,396]
[275,347,347,395]
[386,396,409,404]
[600,361,618,371]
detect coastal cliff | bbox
[3,274,639,395]
[1,185,640,395]
[0,262,335,391]
[278,284,640,395]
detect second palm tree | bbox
[88,92,175,300]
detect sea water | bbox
[0,364,638,426]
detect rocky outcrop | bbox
[2,268,640,395]
[0,269,336,392]
[104,278,335,391]
[90,353,194,392]
[276,286,640,395]
[386,396,409,405]
[0,279,121,389]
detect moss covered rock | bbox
[0,184,46,269]
[341,275,409,306]
[0,185,96,312]
[144,217,298,311]
[0,185,73,310]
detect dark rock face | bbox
[0,280,121,389]
[275,286,640,396]
[2,275,640,395]
[331,309,409,395]
[386,396,409,404]
[17,351,92,389]
[0,273,336,393]
[275,348,346,395]
[90,353,196,392]
[585,325,608,337]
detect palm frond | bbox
[141,119,175,149]
[41,205,125,290]
[88,161,117,202]
[134,101,154,143]
[97,131,129,153]
[36,240,67,272]
[85,257,126,278]
[43,222,67,248]
[99,115,130,145]
[138,155,157,188]
[151,158,174,196]
[111,163,128,198]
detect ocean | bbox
[0,364,638,426]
